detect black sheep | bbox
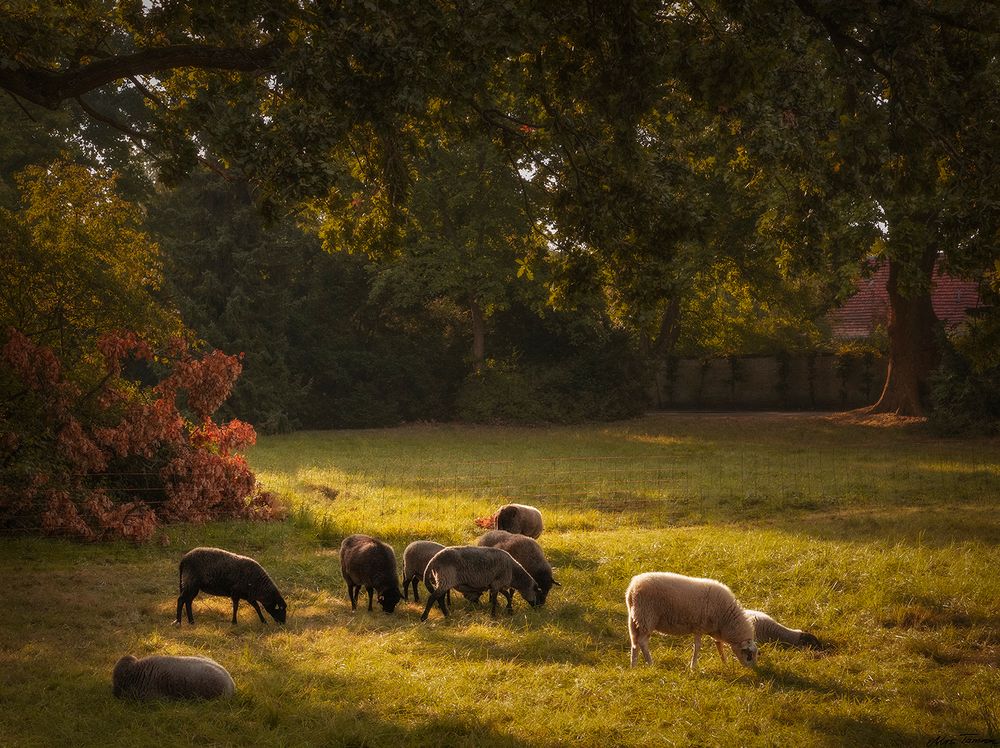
[174,547,287,625]
[340,534,403,613]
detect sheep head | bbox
[378,587,402,613]
[731,640,759,667]
[799,632,822,649]
[264,593,287,624]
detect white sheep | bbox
[746,609,821,648]
[474,503,543,538]
[112,654,235,700]
[625,572,759,669]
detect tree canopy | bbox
[2,1,998,419]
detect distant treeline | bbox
[148,172,646,431]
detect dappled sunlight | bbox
[601,426,698,447]
[916,460,1000,476]
[6,418,1000,745]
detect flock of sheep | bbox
[112,502,820,701]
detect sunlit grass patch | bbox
[2,414,998,746]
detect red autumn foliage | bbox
[0,327,284,542]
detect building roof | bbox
[828,259,982,339]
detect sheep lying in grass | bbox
[626,572,758,669]
[421,545,541,621]
[340,534,403,613]
[174,547,287,626]
[747,609,821,648]
[474,503,543,538]
[477,529,560,604]
[112,655,235,700]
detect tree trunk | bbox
[869,251,941,416]
[650,297,682,407]
[470,297,486,374]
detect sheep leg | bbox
[231,597,240,625]
[249,599,267,624]
[420,594,436,621]
[501,589,514,613]
[348,584,359,610]
[629,620,652,666]
[628,617,640,666]
[366,586,374,611]
[420,590,449,621]
[715,639,727,663]
[412,579,420,603]
[690,635,702,670]
[175,588,196,625]
[489,590,499,617]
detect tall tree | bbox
[705,0,1000,414]
[356,132,541,374]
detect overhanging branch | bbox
[0,42,282,109]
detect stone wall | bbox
[653,353,888,410]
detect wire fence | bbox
[4,447,999,535]
[290,446,1000,531]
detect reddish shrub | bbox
[0,328,278,542]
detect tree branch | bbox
[0,42,282,109]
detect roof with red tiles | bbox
[828,259,982,339]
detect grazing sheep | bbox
[112,655,235,700]
[340,534,403,613]
[474,503,543,538]
[421,545,541,621]
[174,547,287,626]
[626,572,759,669]
[746,609,821,648]
[477,529,560,604]
[402,540,451,604]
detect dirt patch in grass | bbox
[825,410,928,429]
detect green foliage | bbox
[930,318,1000,436]
[0,158,183,369]
[4,1,998,419]
[455,333,645,425]
[677,258,826,357]
[148,171,468,431]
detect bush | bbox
[930,317,1000,436]
[456,348,646,425]
[0,328,283,542]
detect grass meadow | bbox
[2,412,998,747]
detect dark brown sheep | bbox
[174,547,286,626]
[340,534,403,613]
[474,503,543,538]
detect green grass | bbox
[2,413,998,747]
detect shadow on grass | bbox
[755,663,868,701]
[113,679,534,748]
[411,622,600,666]
[805,713,930,748]
[767,503,1000,548]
